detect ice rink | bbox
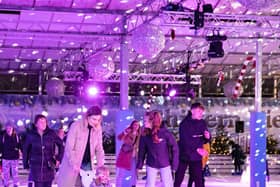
[14,174,280,187]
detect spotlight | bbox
[87,86,99,97]
[208,41,224,58]
[169,89,177,97]
[206,33,227,58]
[203,4,213,13]
[42,111,48,116]
[191,4,213,30]
[161,3,184,11]
[17,120,24,127]
[206,34,227,41]
[191,10,204,30]
[140,90,145,96]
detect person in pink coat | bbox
[57,106,105,187]
[115,120,141,187]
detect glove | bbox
[197,148,208,157]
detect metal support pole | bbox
[116,16,134,186]
[38,71,43,95]
[273,77,277,98]
[255,39,262,112]
[250,38,266,187]
[120,16,129,110]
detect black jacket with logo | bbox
[178,115,210,161]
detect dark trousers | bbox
[28,181,52,187]
[27,171,52,187]
[187,169,205,187]
[174,160,203,187]
[234,163,241,173]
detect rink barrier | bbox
[15,154,280,176]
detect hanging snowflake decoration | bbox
[45,77,65,97]
[131,24,166,59]
[87,54,115,80]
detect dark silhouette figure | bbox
[231,144,246,175]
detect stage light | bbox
[102,109,108,116]
[161,3,184,11]
[191,4,213,30]
[208,41,224,58]
[203,4,213,13]
[140,90,145,96]
[192,10,204,29]
[87,86,99,97]
[206,33,227,58]
[42,111,48,116]
[17,120,24,127]
[77,107,82,113]
[169,89,177,97]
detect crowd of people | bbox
[0,102,212,187]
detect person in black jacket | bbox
[174,102,211,187]
[23,114,64,187]
[231,143,246,175]
[0,121,21,187]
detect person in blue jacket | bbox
[23,114,64,187]
[174,102,211,187]
[137,110,178,187]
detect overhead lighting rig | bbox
[160,7,278,32]
[206,31,227,58]
[191,3,213,30]
[160,2,185,12]
[161,2,213,30]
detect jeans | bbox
[116,157,137,187]
[2,159,19,186]
[146,166,173,187]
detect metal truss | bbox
[161,10,280,33]
[63,71,202,85]
[0,1,163,35]
[0,1,162,36]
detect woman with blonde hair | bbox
[115,120,141,187]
